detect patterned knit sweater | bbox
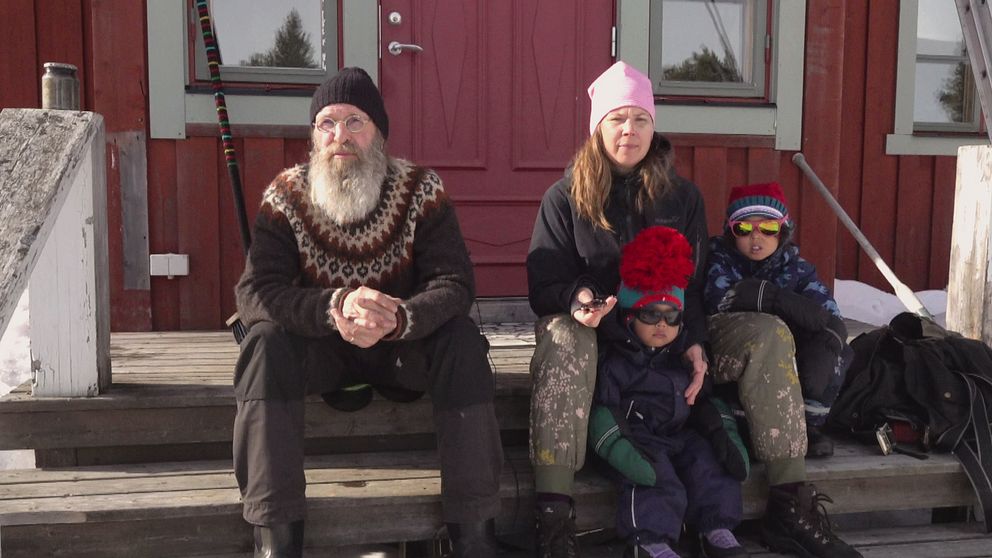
[235,158,475,341]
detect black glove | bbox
[717,278,779,313]
[824,314,848,354]
[795,315,852,403]
[775,289,832,332]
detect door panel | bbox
[380,0,613,295]
[513,1,586,169]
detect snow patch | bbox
[0,289,32,471]
[0,289,31,397]
[834,279,947,327]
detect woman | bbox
[526,61,709,558]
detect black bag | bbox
[828,312,992,531]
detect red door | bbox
[379,1,614,296]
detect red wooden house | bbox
[6,3,992,554]
[2,0,987,332]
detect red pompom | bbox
[620,226,694,293]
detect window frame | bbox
[189,0,337,86]
[912,1,980,134]
[147,0,378,139]
[648,0,769,99]
[887,0,988,156]
[617,0,805,150]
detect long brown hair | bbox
[570,130,674,231]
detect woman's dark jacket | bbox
[526,134,709,345]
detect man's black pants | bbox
[232,316,504,526]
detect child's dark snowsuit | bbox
[589,330,742,546]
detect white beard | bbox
[308,136,389,226]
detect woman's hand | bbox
[685,368,705,405]
[683,343,708,405]
[571,288,617,328]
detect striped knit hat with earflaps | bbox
[725,182,792,228]
[617,226,694,311]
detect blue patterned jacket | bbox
[702,235,840,318]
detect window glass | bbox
[191,0,336,85]
[210,0,324,70]
[914,61,974,124]
[649,0,766,98]
[659,0,753,84]
[915,0,978,129]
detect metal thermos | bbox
[41,62,80,110]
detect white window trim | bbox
[887,0,988,156]
[648,0,769,99]
[617,0,805,150]
[147,0,378,139]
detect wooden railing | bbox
[0,109,110,396]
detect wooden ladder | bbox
[956,0,992,141]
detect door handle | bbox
[388,41,424,56]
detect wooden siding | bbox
[0,0,964,330]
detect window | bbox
[887,0,987,155]
[913,0,980,132]
[648,0,768,99]
[190,0,336,85]
[147,0,377,139]
[617,0,805,150]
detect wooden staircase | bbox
[0,309,988,556]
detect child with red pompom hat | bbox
[589,226,749,558]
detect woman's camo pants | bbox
[708,312,808,485]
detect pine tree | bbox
[938,61,970,123]
[663,46,741,83]
[242,8,318,68]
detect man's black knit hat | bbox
[309,67,389,139]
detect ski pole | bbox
[791,153,933,319]
[196,0,250,342]
[195,0,251,254]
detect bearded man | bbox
[233,67,504,558]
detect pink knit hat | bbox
[587,61,656,135]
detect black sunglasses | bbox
[635,307,682,326]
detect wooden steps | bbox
[0,450,597,557]
[0,320,989,555]
[0,326,534,463]
[578,523,992,558]
[0,443,981,557]
[0,320,881,461]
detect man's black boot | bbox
[253,520,304,558]
[761,484,861,558]
[536,500,579,558]
[446,518,503,558]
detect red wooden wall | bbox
[0,0,962,331]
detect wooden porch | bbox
[1,322,991,557]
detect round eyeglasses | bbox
[314,114,369,134]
